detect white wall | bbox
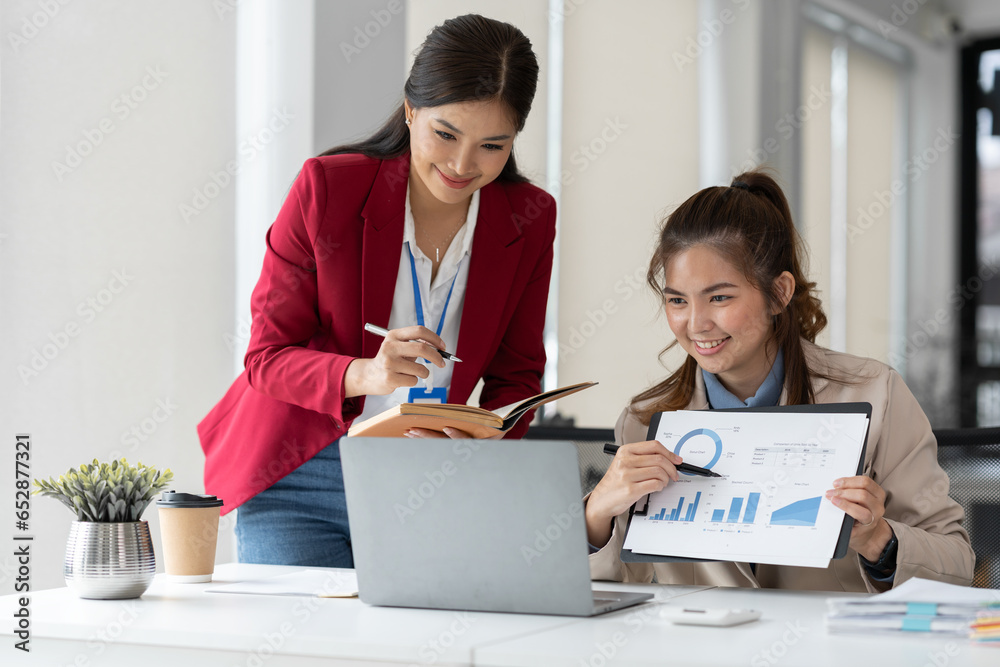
[314,0,407,155]
[556,0,700,427]
[1,1,236,591]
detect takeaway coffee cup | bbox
[156,491,223,582]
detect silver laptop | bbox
[340,438,652,616]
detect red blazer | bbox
[198,153,556,513]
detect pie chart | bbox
[672,428,723,472]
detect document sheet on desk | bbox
[207,569,358,597]
[622,410,869,568]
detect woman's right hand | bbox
[344,325,447,397]
[585,440,683,548]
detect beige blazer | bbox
[588,340,975,593]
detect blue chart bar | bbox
[652,492,702,522]
[711,509,725,522]
[669,497,684,521]
[743,493,761,524]
[684,492,702,521]
[769,496,821,527]
[726,497,744,523]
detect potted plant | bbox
[33,459,173,599]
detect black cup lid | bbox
[156,491,223,508]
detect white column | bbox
[234,0,315,374]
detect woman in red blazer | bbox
[197,15,555,566]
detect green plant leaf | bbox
[34,458,173,521]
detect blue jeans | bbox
[235,439,354,567]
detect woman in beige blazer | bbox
[585,171,974,593]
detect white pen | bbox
[363,323,462,362]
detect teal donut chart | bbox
[673,428,723,472]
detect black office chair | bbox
[933,427,1000,589]
[524,425,614,496]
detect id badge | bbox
[407,386,448,404]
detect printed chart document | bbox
[622,409,870,568]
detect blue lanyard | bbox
[407,242,462,336]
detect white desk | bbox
[2,563,995,666]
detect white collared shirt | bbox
[355,186,480,421]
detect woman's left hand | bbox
[404,427,504,440]
[825,475,893,561]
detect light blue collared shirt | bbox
[702,349,785,409]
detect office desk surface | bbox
[0,563,704,666]
[3,563,996,666]
[476,585,998,667]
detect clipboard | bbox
[620,401,873,564]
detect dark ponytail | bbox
[631,169,831,423]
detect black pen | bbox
[603,443,724,478]
[363,323,463,362]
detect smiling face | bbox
[404,99,516,209]
[663,244,794,401]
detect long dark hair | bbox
[319,14,539,184]
[631,170,831,424]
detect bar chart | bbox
[709,492,760,524]
[649,491,702,522]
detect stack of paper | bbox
[971,613,1000,643]
[825,577,1000,638]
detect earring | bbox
[405,118,411,126]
